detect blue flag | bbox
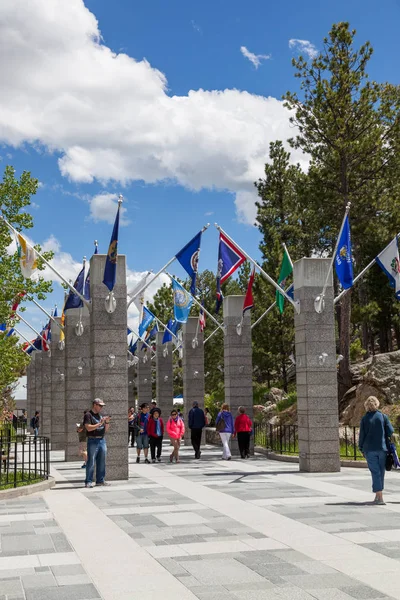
[176,231,202,296]
[287,284,294,300]
[216,232,246,313]
[0,323,6,332]
[103,203,120,292]
[53,306,58,318]
[335,214,353,290]
[148,322,158,339]
[129,339,137,354]
[127,327,133,336]
[84,270,91,301]
[162,318,174,344]
[172,279,193,323]
[64,267,85,311]
[6,328,14,337]
[139,306,156,339]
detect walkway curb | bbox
[255,447,368,468]
[0,477,55,500]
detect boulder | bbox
[267,388,285,404]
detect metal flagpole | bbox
[314,202,351,313]
[203,327,222,345]
[166,272,225,332]
[214,224,300,314]
[128,329,156,356]
[13,327,37,352]
[127,271,153,300]
[126,224,211,309]
[334,257,376,305]
[26,295,64,331]
[15,312,49,347]
[1,216,90,309]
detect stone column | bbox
[29,354,36,417]
[26,361,31,422]
[223,295,254,456]
[51,317,66,451]
[41,352,52,438]
[90,254,128,481]
[65,307,91,461]
[128,364,136,409]
[294,258,340,472]
[183,317,205,445]
[137,345,152,406]
[155,331,173,419]
[35,353,43,424]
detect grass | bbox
[0,470,45,491]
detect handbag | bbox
[216,417,226,432]
[386,451,394,471]
[384,414,394,471]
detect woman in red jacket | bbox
[234,407,252,459]
[147,409,164,463]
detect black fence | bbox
[0,428,49,490]
[254,423,374,461]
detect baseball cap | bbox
[93,398,105,406]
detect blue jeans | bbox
[366,450,387,493]
[85,438,107,485]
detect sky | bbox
[1,0,399,396]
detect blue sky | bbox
[1,0,399,348]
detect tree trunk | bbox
[358,283,370,356]
[279,316,288,392]
[338,292,352,401]
[394,323,400,350]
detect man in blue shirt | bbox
[188,401,206,459]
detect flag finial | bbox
[118,194,123,205]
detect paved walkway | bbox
[2,445,400,599]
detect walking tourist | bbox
[128,406,136,447]
[359,396,394,505]
[215,404,234,460]
[30,411,40,437]
[204,407,212,426]
[188,401,205,459]
[234,407,252,459]
[84,398,111,488]
[135,403,150,464]
[147,408,164,462]
[166,409,185,463]
[77,409,89,468]
[150,401,160,415]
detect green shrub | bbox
[276,391,297,413]
[350,338,366,362]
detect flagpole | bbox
[126,224,211,309]
[334,257,377,305]
[15,312,49,347]
[251,301,277,329]
[166,272,225,332]
[1,216,91,310]
[25,295,64,331]
[127,271,153,299]
[128,329,156,356]
[214,224,300,314]
[13,327,37,352]
[203,327,223,345]
[282,242,293,269]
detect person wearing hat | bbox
[84,398,111,488]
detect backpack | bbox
[30,417,35,428]
[216,417,226,432]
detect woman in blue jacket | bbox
[359,396,394,505]
[215,404,234,460]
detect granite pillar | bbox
[137,345,152,407]
[223,295,254,456]
[35,353,43,425]
[41,352,52,438]
[90,254,128,481]
[51,317,66,451]
[65,307,91,462]
[128,364,136,409]
[155,331,173,419]
[183,317,205,445]
[294,258,340,472]
[29,354,36,418]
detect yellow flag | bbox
[17,234,37,278]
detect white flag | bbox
[376,236,400,299]
[17,234,38,279]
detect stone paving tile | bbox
[340,586,387,599]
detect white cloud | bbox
[89,192,130,225]
[234,189,259,226]
[40,235,83,284]
[289,39,318,59]
[240,46,271,69]
[126,268,170,334]
[0,0,305,225]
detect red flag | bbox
[199,301,206,332]
[10,291,26,319]
[243,268,255,315]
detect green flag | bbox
[276,247,293,314]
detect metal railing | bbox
[0,429,49,489]
[253,423,386,461]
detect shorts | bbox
[136,434,149,450]
[78,441,87,455]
